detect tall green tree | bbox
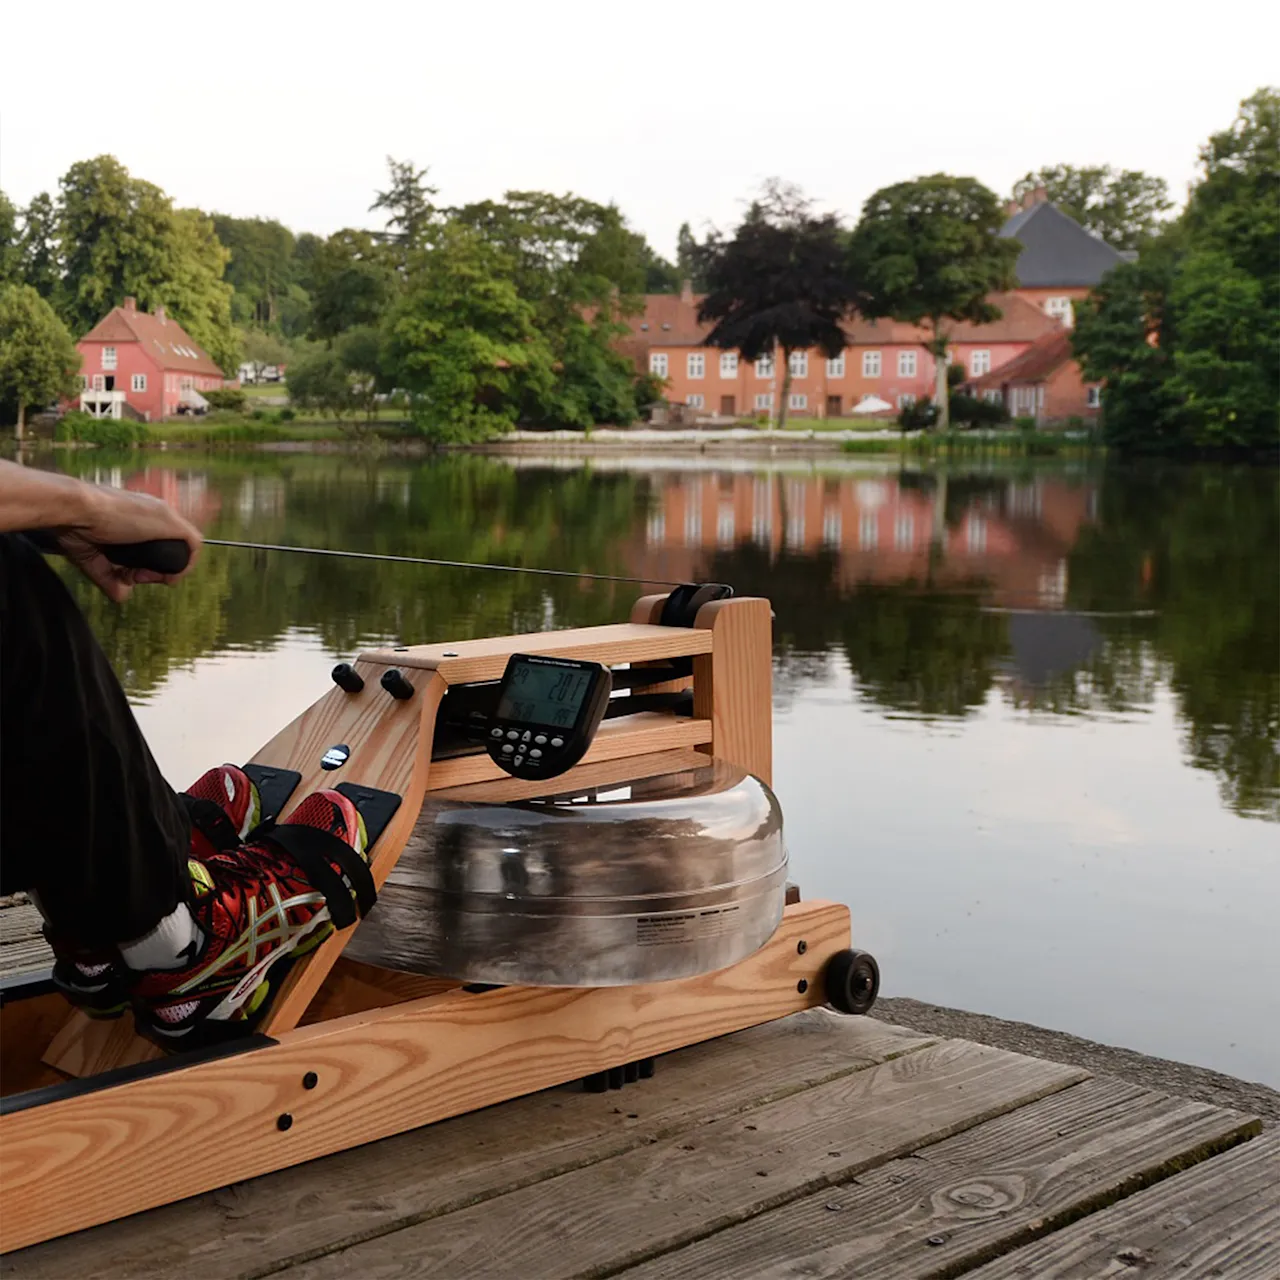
[697,181,854,430]
[0,191,21,285]
[1012,165,1172,250]
[19,192,60,299]
[676,221,707,291]
[307,229,394,341]
[848,175,1020,431]
[371,157,438,265]
[1073,89,1279,453]
[384,225,555,443]
[211,214,305,330]
[55,156,238,369]
[0,283,81,438]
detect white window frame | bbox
[859,512,878,549]
[131,373,147,392]
[826,353,846,378]
[1086,385,1101,408]
[970,349,991,377]
[685,393,705,409]
[687,352,705,379]
[719,351,738,379]
[1045,296,1073,326]
[754,355,774,379]
[862,350,881,378]
[788,393,807,411]
[897,394,916,409]
[753,392,773,410]
[101,346,117,370]
[788,351,808,378]
[91,374,105,390]
[897,350,918,378]
[649,352,669,377]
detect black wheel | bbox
[824,948,880,1016]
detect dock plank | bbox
[284,1040,1086,1280]
[618,1076,1259,1280]
[3,1012,929,1280]
[961,1126,1280,1279]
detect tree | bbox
[211,214,303,329]
[0,191,21,285]
[55,156,238,370]
[239,327,291,380]
[0,284,81,438]
[848,175,1019,431]
[307,229,394,341]
[19,193,60,300]
[1012,165,1173,250]
[384,225,555,443]
[370,157,438,265]
[697,181,855,430]
[676,221,707,291]
[1072,89,1279,454]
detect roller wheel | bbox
[824,949,880,1016]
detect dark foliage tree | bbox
[697,181,855,429]
[1012,165,1172,250]
[676,221,707,291]
[306,229,395,342]
[848,175,1019,431]
[19,193,60,300]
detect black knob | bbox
[380,668,415,700]
[331,663,364,693]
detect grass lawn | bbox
[241,381,289,398]
[780,416,896,432]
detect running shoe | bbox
[46,764,266,1017]
[131,790,373,1046]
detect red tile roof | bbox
[620,291,1063,349]
[971,329,1075,387]
[79,301,224,377]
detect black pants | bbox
[0,534,188,947]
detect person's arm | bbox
[0,460,202,602]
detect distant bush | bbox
[897,399,939,430]
[204,388,248,413]
[55,412,149,447]
[1013,415,1038,431]
[949,393,1009,429]
[279,407,296,421]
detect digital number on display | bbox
[496,663,592,728]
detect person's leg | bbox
[0,533,189,945]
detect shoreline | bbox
[876,995,1280,1125]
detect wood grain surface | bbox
[3,1012,930,1280]
[620,1076,1259,1280]
[0,900,849,1251]
[285,1041,1086,1279]
[961,1125,1280,1280]
[693,597,773,784]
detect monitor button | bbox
[490,727,503,739]
[550,737,564,748]
[501,744,514,755]
[506,729,520,741]
[529,748,542,759]
[534,734,547,745]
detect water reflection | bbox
[55,453,1277,822]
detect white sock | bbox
[120,903,204,971]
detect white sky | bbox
[2,0,1276,259]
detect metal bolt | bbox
[797,979,809,994]
[927,1235,947,1247]
[277,1113,293,1132]
[797,939,807,955]
[303,1071,318,1090]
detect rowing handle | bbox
[25,531,193,575]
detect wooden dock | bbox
[2,974,1276,1279]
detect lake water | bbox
[52,450,1280,1085]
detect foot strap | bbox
[262,824,377,928]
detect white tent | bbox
[851,395,893,414]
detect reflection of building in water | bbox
[628,471,1097,606]
[113,466,223,528]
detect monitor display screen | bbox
[496,661,593,729]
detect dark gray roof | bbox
[999,202,1125,288]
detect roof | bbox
[79,302,224,377]
[620,291,1062,350]
[971,329,1075,388]
[999,202,1125,288]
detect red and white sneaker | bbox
[46,764,265,1018]
[182,764,263,858]
[131,790,373,1046]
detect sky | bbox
[2,0,1276,259]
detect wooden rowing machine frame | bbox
[0,594,857,1252]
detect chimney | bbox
[1022,185,1049,211]
[154,304,167,322]
[680,279,694,305]
[123,296,137,312]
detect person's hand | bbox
[56,485,203,603]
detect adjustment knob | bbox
[331,663,364,693]
[380,668,415,700]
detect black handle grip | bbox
[100,539,192,574]
[24,531,192,575]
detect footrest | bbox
[334,782,402,851]
[242,764,302,823]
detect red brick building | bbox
[970,329,1101,423]
[76,298,232,422]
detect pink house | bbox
[76,297,232,422]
